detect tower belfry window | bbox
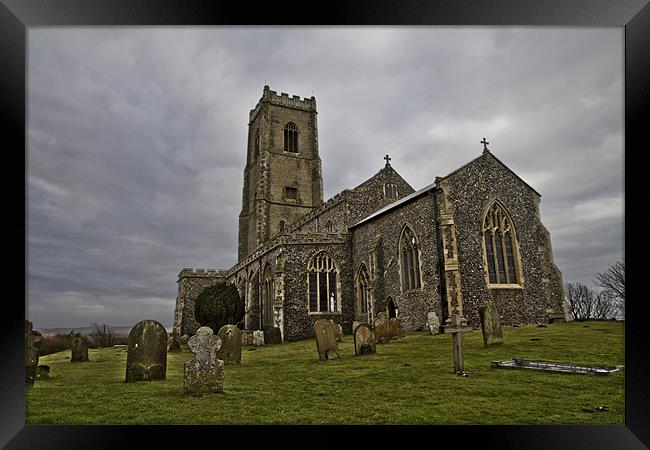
[284,122,298,153]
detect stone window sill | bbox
[487,284,523,289]
[308,311,343,315]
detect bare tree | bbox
[89,322,114,347]
[565,282,594,321]
[594,259,625,317]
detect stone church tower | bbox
[238,86,324,261]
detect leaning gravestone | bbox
[217,325,242,364]
[389,318,405,338]
[427,311,440,335]
[241,330,253,346]
[183,326,225,396]
[314,319,340,360]
[479,300,503,346]
[353,323,376,356]
[25,320,43,387]
[373,312,391,343]
[125,320,168,382]
[252,330,265,346]
[70,332,89,362]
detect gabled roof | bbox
[439,151,541,197]
[350,181,436,229]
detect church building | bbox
[173,86,565,341]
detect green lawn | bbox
[26,320,624,424]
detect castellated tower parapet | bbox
[238,86,324,262]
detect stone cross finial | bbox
[481,138,490,152]
[188,326,222,369]
[384,154,391,165]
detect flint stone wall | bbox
[441,152,565,327]
[174,269,228,336]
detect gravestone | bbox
[25,320,43,387]
[252,330,265,346]
[352,321,363,334]
[125,320,168,382]
[479,301,503,346]
[373,312,391,343]
[183,326,225,396]
[217,325,242,364]
[353,323,376,356]
[70,332,89,362]
[314,319,340,360]
[263,325,282,344]
[36,365,50,381]
[427,311,440,335]
[179,334,190,345]
[241,330,253,346]
[389,318,404,338]
[168,333,181,352]
[330,320,343,342]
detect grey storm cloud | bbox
[27,27,623,329]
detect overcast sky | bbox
[27,27,624,329]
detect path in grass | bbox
[27,320,624,424]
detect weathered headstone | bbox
[70,332,89,362]
[25,320,42,387]
[183,326,225,396]
[353,323,376,356]
[373,312,391,343]
[389,318,404,338]
[241,330,253,346]
[252,330,265,346]
[125,320,168,382]
[427,311,440,335]
[314,319,340,360]
[217,325,242,364]
[352,321,363,334]
[36,365,50,381]
[263,325,282,344]
[479,301,503,346]
[330,320,343,342]
[168,334,181,352]
[179,334,190,345]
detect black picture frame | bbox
[2,0,646,447]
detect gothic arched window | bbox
[483,201,521,286]
[355,264,370,315]
[284,122,298,153]
[325,221,333,233]
[399,225,421,292]
[263,264,274,326]
[278,220,286,234]
[307,252,340,313]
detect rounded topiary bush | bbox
[194,282,245,332]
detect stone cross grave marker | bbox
[314,319,340,360]
[442,311,473,375]
[25,320,43,387]
[70,332,89,362]
[373,312,391,343]
[479,300,503,346]
[125,320,168,382]
[183,326,225,396]
[217,324,242,364]
[353,323,376,356]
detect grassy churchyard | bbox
[26,320,624,425]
